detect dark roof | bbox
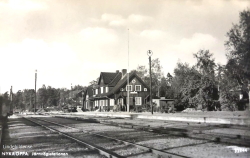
[107,71,150,96]
[94,73,121,99]
[92,71,149,99]
[83,86,94,101]
[86,86,94,96]
[98,72,119,85]
[108,72,122,87]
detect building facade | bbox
[83,69,150,111]
[83,86,94,111]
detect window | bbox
[135,97,141,105]
[101,87,103,93]
[95,89,98,94]
[144,88,147,91]
[135,85,141,91]
[110,99,114,106]
[106,87,109,93]
[126,85,132,91]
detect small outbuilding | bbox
[153,97,175,113]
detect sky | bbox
[0,0,249,93]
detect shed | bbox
[152,97,175,112]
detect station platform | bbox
[50,111,250,126]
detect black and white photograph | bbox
[0,0,250,157]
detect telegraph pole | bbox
[248,81,250,111]
[10,86,13,113]
[147,50,153,114]
[127,29,130,112]
[34,70,37,113]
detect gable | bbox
[107,71,149,95]
[83,86,94,101]
[99,77,104,86]
[98,72,118,86]
[120,76,147,91]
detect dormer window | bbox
[135,85,141,91]
[106,87,109,93]
[96,89,98,94]
[144,88,147,91]
[101,87,103,93]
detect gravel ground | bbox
[167,142,249,158]
[35,118,156,157]
[203,128,250,137]
[1,117,109,158]
[41,116,250,158]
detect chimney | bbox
[116,70,119,73]
[122,69,127,78]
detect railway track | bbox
[24,116,188,158]
[1,116,111,158]
[100,120,250,146]
[52,114,250,147]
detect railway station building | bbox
[83,69,150,111]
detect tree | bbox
[135,58,164,98]
[12,90,24,110]
[225,9,250,83]
[1,92,11,116]
[0,95,3,116]
[217,64,240,111]
[89,77,99,89]
[134,66,148,80]
[171,62,202,110]
[159,73,174,99]
[21,89,35,111]
[46,86,60,107]
[220,9,250,110]
[169,50,219,111]
[193,50,218,110]
[166,73,173,85]
[72,85,85,91]
[151,58,164,97]
[194,50,216,78]
[37,85,48,109]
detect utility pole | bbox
[10,86,13,113]
[147,50,153,114]
[35,70,37,113]
[248,81,250,111]
[82,91,84,109]
[127,29,130,112]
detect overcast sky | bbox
[0,0,249,93]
